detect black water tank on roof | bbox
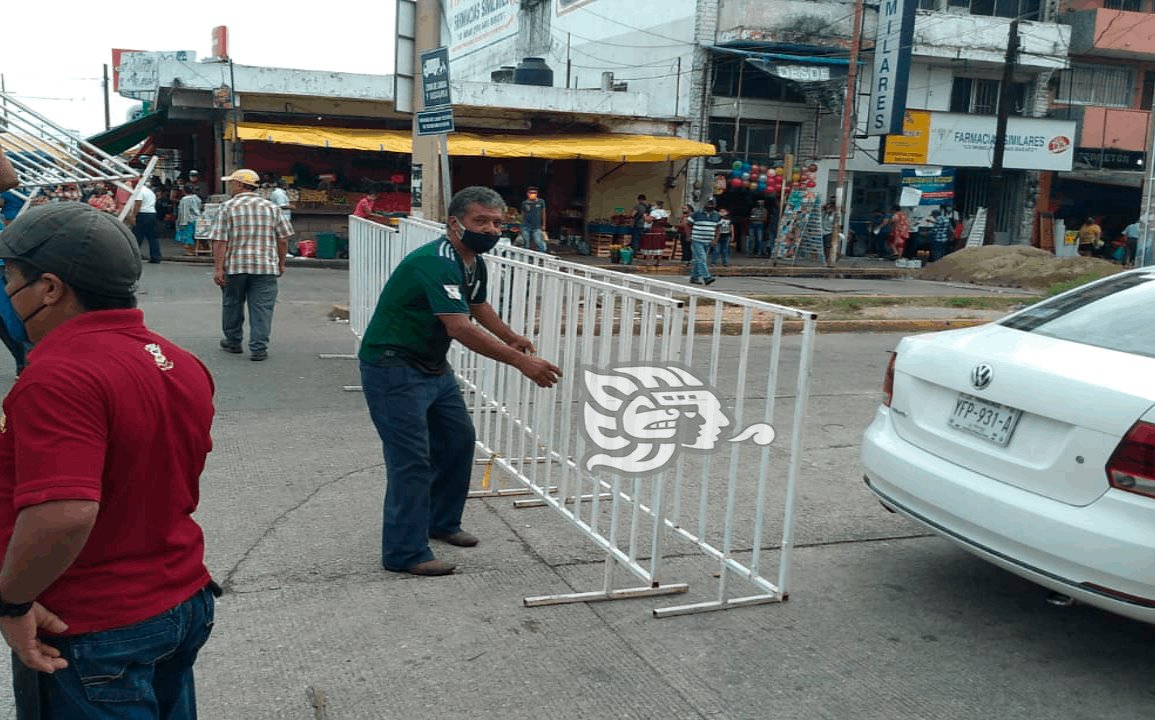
[513,57,553,87]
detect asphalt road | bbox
[0,263,1150,720]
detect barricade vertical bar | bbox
[553,280,582,509]
[749,314,785,577]
[589,290,618,538]
[776,315,818,598]
[717,306,754,603]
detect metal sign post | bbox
[418,46,454,212]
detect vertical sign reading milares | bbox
[869,0,917,136]
[420,47,452,109]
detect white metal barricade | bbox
[0,92,144,216]
[347,217,818,616]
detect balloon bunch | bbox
[729,160,783,197]
[728,160,821,196]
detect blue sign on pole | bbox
[420,47,452,109]
[417,108,456,136]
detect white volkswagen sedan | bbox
[862,270,1155,624]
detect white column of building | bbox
[687,0,720,207]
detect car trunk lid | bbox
[889,326,1155,506]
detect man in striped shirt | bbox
[209,169,294,361]
[686,200,720,285]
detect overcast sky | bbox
[1,6,397,138]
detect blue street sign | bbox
[417,108,455,136]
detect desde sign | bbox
[883,110,1076,172]
[868,0,917,136]
[417,108,456,136]
[420,47,452,109]
[450,0,519,56]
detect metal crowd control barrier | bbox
[0,91,146,217]
[348,217,818,617]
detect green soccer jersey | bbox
[358,237,488,373]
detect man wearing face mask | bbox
[0,203,218,718]
[359,186,562,576]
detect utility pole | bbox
[412,0,446,220]
[1138,101,1155,266]
[829,0,865,267]
[102,64,111,130]
[985,19,1020,245]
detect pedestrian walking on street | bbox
[359,186,562,577]
[519,186,548,252]
[630,194,650,254]
[687,200,720,285]
[125,176,161,264]
[209,168,294,362]
[929,209,952,262]
[0,203,219,720]
[748,199,768,256]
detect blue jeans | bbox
[15,586,216,720]
[134,212,160,263]
[709,235,731,265]
[931,241,949,262]
[748,222,765,255]
[221,274,279,353]
[690,241,713,282]
[360,362,476,569]
[520,228,546,252]
[630,226,644,253]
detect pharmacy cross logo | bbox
[579,364,776,476]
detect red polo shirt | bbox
[0,310,215,635]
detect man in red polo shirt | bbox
[0,203,218,719]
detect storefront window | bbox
[708,118,801,161]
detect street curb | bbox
[796,318,991,334]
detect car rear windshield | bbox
[1001,273,1155,357]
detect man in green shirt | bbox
[360,186,562,576]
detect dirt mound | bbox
[917,246,1122,290]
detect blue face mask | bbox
[2,278,45,346]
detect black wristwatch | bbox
[0,592,33,618]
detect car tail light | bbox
[882,352,896,407]
[1106,421,1155,499]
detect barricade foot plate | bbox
[652,593,782,618]
[524,583,689,608]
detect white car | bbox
[862,270,1155,624]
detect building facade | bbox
[450,0,1075,247]
[1047,0,1155,245]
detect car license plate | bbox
[948,393,1022,446]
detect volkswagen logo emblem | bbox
[971,363,994,391]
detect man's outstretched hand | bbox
[518,355,562,388]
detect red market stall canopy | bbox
[233,122,715,162]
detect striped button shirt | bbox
[208,192,294,275]
[688,210,720,243]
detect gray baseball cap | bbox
[0,203,142,299]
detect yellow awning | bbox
[234,123,413,153]
[235,122,714,162]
